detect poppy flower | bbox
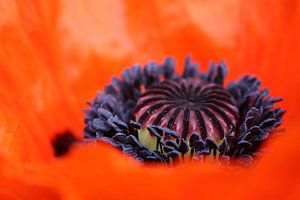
[0,0,299,199]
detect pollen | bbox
[83,56,285,165]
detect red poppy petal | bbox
[18,125,298,199]
[55,0,300,124]
[0,0,299,167]
[0,152,80,200]
[0,1,68,162]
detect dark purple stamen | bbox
[83,56,285,165]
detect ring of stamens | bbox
[83,57,285,165]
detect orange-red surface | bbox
[0,1,299,199]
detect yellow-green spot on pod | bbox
[138,128,157,151]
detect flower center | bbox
[83,56,285,165]
[134,78,239,140]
